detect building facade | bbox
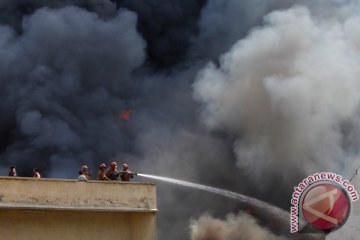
[0,177,157,240]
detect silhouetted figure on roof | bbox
[8,166,16,177]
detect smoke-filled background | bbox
[0,0,360,239]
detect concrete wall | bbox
[0,177,157,240]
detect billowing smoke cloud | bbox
[1,0,360,240]
[0,5,145,176]
[328,172,360,240]
[190,212,286,240]
[0,0,118,29]
[115,0,207,67]
[134,1,360,239]
[194,5,360,188]
[191,212,328,240]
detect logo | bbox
[301,182,350,231]
[290,172,359,233]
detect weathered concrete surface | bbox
[0,177,157,240]
[0,177,156,211]
[0,209,156,240]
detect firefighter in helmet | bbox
[106,162,119,180]
[78,165,91,180]
[97,163,110,181]
[120,163,136,182]
[8,166,17,177]
[32,168,41,178]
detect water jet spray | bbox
[138,173,326,239]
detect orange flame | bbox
[120,109,133,122]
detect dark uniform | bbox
[8,166,16,177]
[106,169,119,180]
[120,170,134,182]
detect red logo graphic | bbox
[301,183,351,231]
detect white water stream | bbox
[137,173,290,222]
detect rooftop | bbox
[0,177,157,212]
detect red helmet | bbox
[81,165,88,171]
[99,163,107,169]
[111,162,117,167]
[122,164,128,170]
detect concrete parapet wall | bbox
[0,177,157,240]
[0,209,156,240]
[0,177,156,211]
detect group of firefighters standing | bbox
[8,162,136,182]
[79,162,136,182]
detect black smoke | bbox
[0,1,359,240]
[0,2,145,177]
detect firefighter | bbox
[80,165,91,180]
[8,166,17,177]
[106,162,119,180]
[120,163,137,182]
[97,163,110,181]
[32,168,41,178]
[78,170,88,181]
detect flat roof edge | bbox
[0,204,158,212]
[0,176,156,185]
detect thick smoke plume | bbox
[0,3,145,176]
[0,0,360,240]
[194,5,360,187]
[190,212,286,240]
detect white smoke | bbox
[328,170,360,240]
[194,5,360,187]
[190,212,286,240]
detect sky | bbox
[0,0,359,239]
